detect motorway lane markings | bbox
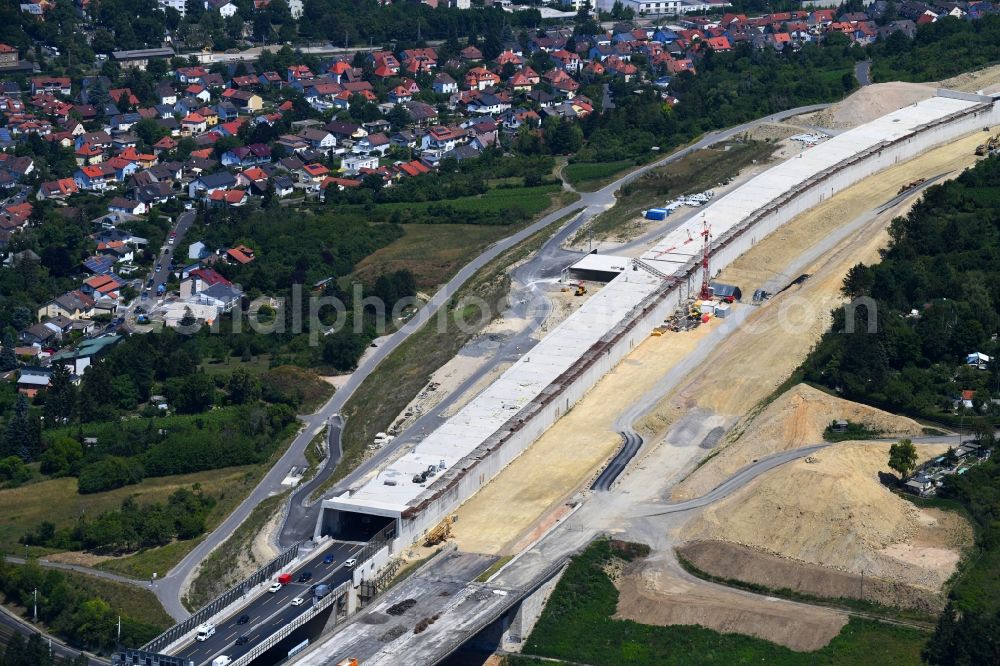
[225,630,237,641]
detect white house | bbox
[341,154,379,175]
[966,352,990,370]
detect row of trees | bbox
[0,561,162,652]
[22,487,215,554]
[2,633,89,666]
[802,155,1000,420]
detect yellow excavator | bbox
[975,133,1000,156]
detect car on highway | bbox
[323,554,336,564]
[237,614,250,625]
[267,582,282,593]
[297,571,312,583]
[235,635,250,646]
[290,596,305,606]
[196,623,215,641]
[343,559,357,569]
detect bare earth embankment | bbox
[681,441,973,613]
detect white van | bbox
[196,623,216,641]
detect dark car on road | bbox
[237,614,250,625]
[236,635,250,646]
[297,571,312,583]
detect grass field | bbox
[522,539,929,666]
[365,184,562,217]
[564,159,639,192]
[353,223,533,290]
[59,569,174,630]
[0,466,257,559]
[587,141,779,240]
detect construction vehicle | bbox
[424,515,455,546]
[574,282,587,296]
[335,660,359,666]
[897,178,925,195]
[975,133,1000,156]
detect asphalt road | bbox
[856,60,873,87]
[157,100,834,622]
[4,555,145,588]
[174,541,362,666]
[0,604,107,666]
[129,209,197,323]
[636,436,963,517]
[592,430,644,491]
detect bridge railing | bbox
[140,541,303,653]
[231,580,351,666]
[357,522,396,563]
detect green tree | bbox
[44,364,76,428]
[972,418,997,451]
[227,368,261,405]
[39,435,83,477]
[4,393,38,460]
[0,455,31,484]
[0,332,17,372]
[888,438,918,479]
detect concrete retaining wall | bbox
[384,97,1000,551]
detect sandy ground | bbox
[681,442,973,609]
[449,322,717,555]
[44,551,118,567]
[939,63,1000,94]
[615,555,847,651]
[672,384,925,501]
[801,82,936,129]
[449,130,985,558]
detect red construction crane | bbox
[651,229,695,260]
[699,220,713,300]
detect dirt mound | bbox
[681,443,971,594]
[679,540,945,614]
[673,384,924,500]
[804,82,935,129]
[938,64,1000,93]
[615,560,847,651]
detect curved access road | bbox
[4,555,146,588]
[155,101,834,622]
[635,435,961,517]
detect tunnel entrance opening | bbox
[323,508,396,542]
